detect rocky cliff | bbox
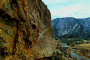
[52,17,90,39]
[0,0,56,60]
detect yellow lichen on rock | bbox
[0,0,57,60]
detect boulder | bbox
[0,0,56,60]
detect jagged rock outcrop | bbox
[52,17,90,39]
[0,0,56,60]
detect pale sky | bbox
[42,0,90,19]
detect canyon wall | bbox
[0,0,56,60]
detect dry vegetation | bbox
[78,43,90,49]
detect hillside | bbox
[52,17,90,39]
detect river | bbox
[71,52,90,60]
[60,43,90,60]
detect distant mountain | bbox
[52,17,90,39]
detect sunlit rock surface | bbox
[0,0,56,60]
[52,17,90,39]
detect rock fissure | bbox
[13,31,19,55]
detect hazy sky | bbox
[42,0,90,19]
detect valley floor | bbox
[34,38,90,60]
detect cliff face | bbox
[0,0,56,60]
[52,17,90,39]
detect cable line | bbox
[0,27,45,56]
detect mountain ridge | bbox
[52,17,90,39]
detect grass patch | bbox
[78,44,90,49]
